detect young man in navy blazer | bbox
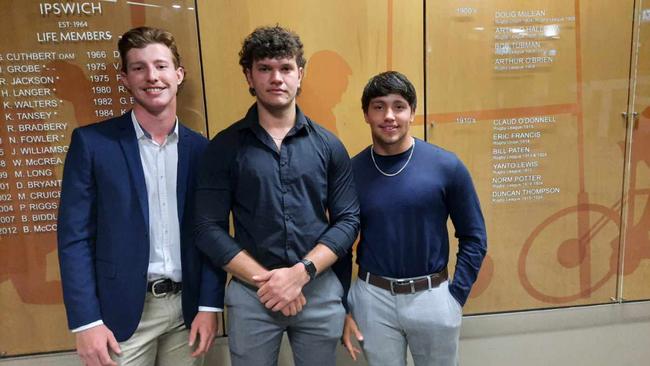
[58,27,225,366]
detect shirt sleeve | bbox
[193,134,244,268]
[316,135,360,258]
[446,158,488,307]
[331,248,354,312]
[71,320,104,333]
[198,307,224,312]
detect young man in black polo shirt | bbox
[193,26,359,366]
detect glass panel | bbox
[197,0,424,149]
[0,0,205,356]
[623,1,650,301]
[425,0,634,313]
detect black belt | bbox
[147,278,182,297]
[358,268,448,295]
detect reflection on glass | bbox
[426,0,633,313]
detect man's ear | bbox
[176,66,185,85]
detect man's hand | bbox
[253,275,306,317]
[75,324,121,366]
[342,314,364,361]
[189,311,218,357]
[280,293,307,316]
[253,264,309,312]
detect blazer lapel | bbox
[118,115,149,229]
[176,125,190,223]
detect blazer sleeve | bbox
[198,256,227,308]
[57,128,102,329]
[192,135,227,309]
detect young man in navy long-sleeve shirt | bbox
[342,71,487,366]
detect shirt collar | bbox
[238,103,309,136]
[131,110,179,141]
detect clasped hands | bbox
[252,263,310,316]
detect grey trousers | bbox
[348,279,462,366]
[225,269,345,366]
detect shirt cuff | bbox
[198,306,224,313]
[71,320,104,333]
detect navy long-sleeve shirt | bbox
[351,138,487,306]
[193,104,359,271]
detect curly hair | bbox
[239,25,306,73]
[118,26,181,73]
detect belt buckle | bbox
[151,278,167,298]
[390,279,415,295]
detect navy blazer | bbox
[57,112,225,342]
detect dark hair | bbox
[239,25,306,96]
[361,71,417,113]
[118,26,181,73]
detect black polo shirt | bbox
[194,104,359,270]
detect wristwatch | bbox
[299,258,317,282]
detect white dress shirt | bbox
[133,114,183,283]
[132,113,220,313]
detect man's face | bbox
[364,93,414,154]
[245,57,303,112]
[120,43,184,115]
